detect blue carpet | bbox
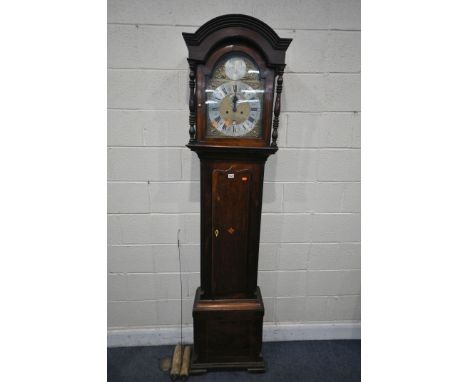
[108,340,360,381]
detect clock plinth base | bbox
[190,287,266,374]
[190,359,266,374]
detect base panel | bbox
[190,357,266,374]
[191,287,266,373]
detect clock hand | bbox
[232,84,238,112]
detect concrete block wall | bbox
[108,0,360,333]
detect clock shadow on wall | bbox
[181,14,291,374]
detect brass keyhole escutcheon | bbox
[214,229,219,237]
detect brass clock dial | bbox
[205,55,264,138]
[207,81,261,137]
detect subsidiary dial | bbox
[224,57,247,80]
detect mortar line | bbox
[107,180,361,184]
[108,109,360,114]
[107,146,361,150]
[107,22,360,32]
[108,67,360,74]
[109,241,361,245]
[107,212,360,216]
[108,108,361,113]
[108,242,360,247]
[109,293,361,303]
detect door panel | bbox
[211,168,250,297]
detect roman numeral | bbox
[248,116,255,123]
[251,107,258,111]
[215,116,221,123]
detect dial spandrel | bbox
[205,54,264,138]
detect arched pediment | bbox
[182,14,292,66]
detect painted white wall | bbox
[108,0,360,344]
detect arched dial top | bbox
[205,54,264,138]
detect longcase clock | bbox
[182,14,291,373]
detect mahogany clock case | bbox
[189,150,271,373]
[182,14,291,373]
